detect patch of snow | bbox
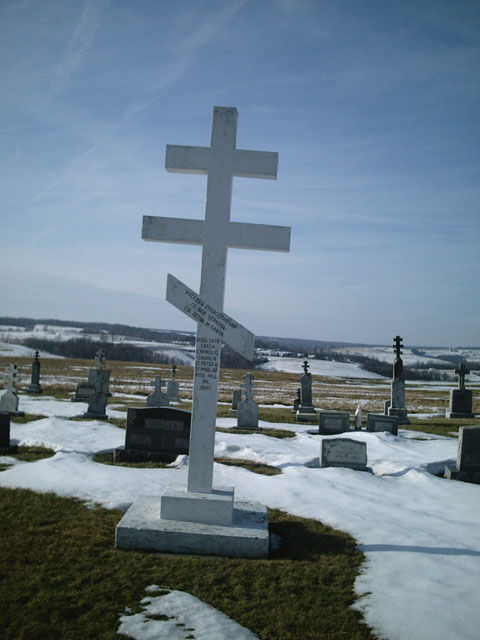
[118,587,258,639]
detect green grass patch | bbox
[0,487,375,640]
[93,453,171,469]
[404,417,479,438]
[216,426,295,439]
[11,414,47,424]
[215,457,282,476]
[0,446,55,472]
[14,446,55,462]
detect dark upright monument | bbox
[446,364,474,419]
[27,351,43,394]
[386,335,410,425]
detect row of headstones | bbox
[0,350,181,420]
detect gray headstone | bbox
[237,398,259,429]
[446,389,474,419]
[318,411,350,435]
[445,426,480,484]
[72,368,109,402]
[384,399,391,415]
[320,438,367,471]
[0,388,19,414]
[0,412,18,454]
[292,388,301,413]
[457,426,480,472]
[115,406,191,463]
[229,388,242,416]
[388,379,410,424]
[83,370,111,419]
[237,373,259,428]
[147,376,169,407]
[27,351,43,394]
[366,413,399,436]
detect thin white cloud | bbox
[52,0,108,95]
[123,0,248,118]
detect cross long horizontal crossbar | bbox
[166,145,278,179]
[142,216,291,252]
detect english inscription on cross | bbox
[142,106,291,493]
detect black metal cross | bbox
[393,336,403,359]
[455,364,470,389]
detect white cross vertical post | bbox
[142,106,290,494]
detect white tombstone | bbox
[0,364,20,414]
[355,405,362,430]
[116,107,290,558]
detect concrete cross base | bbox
[445,411,475,419]
[27,385,43,394]
[388,407,410,425]
[83,412,109,420]
[115,496,269,558]
[444,465,480,485]
[229,409,238,416]
[161,484,234,526]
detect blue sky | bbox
[1,0,479,346]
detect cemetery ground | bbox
[1,355,480,640]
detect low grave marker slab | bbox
[320,438,367,471]
[318,411,350,435]
[366,413,399,436]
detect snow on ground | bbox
[118,586,258,639]
[1,398,480,640]
[260,356,385,379]
[0,341,62,358]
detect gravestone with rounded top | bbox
[446,364,474,418]
[355,405,363,430]
[292,388,301,414]
[115,106,290,558]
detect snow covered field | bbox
[260,356,385,379]
[1,392,479,640]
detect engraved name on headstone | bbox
[115,406,191,463]
[320,438,367,471]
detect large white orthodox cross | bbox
[143,106,290,494]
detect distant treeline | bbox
[20,337,268,370]
[0,317,195,345]
[21,338,183,365]
[311,348,478,381]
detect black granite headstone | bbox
[115,406,191,463]
[0,412,18,454]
